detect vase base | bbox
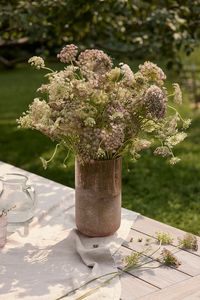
[76,223,121,237]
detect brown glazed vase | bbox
[75,157,122,237]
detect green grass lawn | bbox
[0,63,200,235]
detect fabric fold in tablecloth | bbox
[0,162,139,300]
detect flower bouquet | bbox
[18,45,190,236]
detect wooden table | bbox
[119,216,200,300]
[1,162,200,300]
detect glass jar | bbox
[0,173,36,223]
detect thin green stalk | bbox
[43,66,54,73]
[40,143,60,168]
[112,138,132,159]
[167,93,175,98]
[75,273,118,300]
[167,104,185,123]
[63,149,71,167]
[46,143,60,163]
[146,241,162,257]
[73,256,162,300]
[55,271,119,300]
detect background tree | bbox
[0,0,200,68]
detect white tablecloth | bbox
[0,162,139,300]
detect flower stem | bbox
[43,66,54,73]
[167,105,185,123]
[55,271,119,300]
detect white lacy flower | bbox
[183,119,192,129]
[139,61,166,84]
[134,139,151,152]
[120,63,134,84]
[166,132,187,147]
[173,83,182,104]
[154,146,171,157]
[169,157,181,165]
[97,148,106,158]
[142,120,158,132]
[57,44,78,63]
[28,56,45,69]
[107,67,121,82]
[17,98,51,129]
[84,117,96,127]
[144,85,167,119]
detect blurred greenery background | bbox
[0,0,200,235]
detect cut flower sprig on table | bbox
[18,44,191,166]
[55,231,198,300]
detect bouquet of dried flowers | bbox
[18,45,190,166]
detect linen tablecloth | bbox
[0,162,139,300]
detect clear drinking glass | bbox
[0,173,36,223]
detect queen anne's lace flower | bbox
[107,67,121,82]
[57,44,78,63]
[133,139,151,152]
[78,49,112,76]
[97,148,106,159]
[166,132,187,147]
[142,120,159,132]
[173,83,182,104]
[183,119,192,129]
[101,124,124,151]
[169,157,181,165]
[84,117,96,127]
[28,56,45,69]
[154,146,171,157]
[139,61,166,85]
[17,98,55,138]
[120,63,134,85]
[160,248,181,268]
[144,85,167,119]
[178,233,198,251]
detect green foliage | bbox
[1,1,200,67]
